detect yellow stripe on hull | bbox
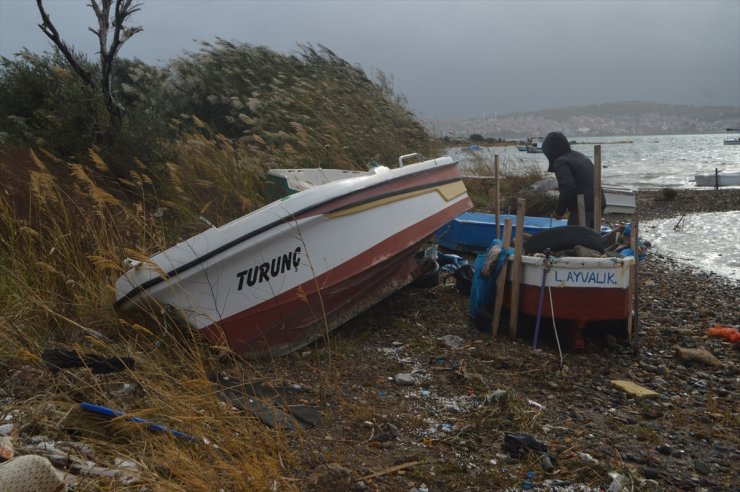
[325,180,467,219]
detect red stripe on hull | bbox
[201,197,471,357]
[296,164,462,218]
[505,284,630,322]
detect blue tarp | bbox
[469,239,514,330]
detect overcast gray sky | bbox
[1,0,738,121]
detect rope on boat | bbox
[547,284,565,372]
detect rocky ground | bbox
[2,189,737,491]
[266,188,739,491]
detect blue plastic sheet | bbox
[469,239,514,329]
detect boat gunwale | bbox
[115,159,463,308]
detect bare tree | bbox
[36,0,143,129]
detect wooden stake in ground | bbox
[577,194,586,227]
[492,218,513,338]
[593,144,602,232]
[627,211,640,344]
[508,199,526,338]
[495,154,500,239]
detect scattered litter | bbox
[484,389,508,405]
[42,348,134,374]
[578,452,599,465]
[707,324,740,343]
[0,455,67,492]
[522,470,536,490]
[79,403,197,441]
[527,399,546,410]
[539,453,555,472]
[606,471,631,492]
[0,436,13,461]
[437,334,464,349]
[503,432,548,458]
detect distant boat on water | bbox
[463,144,483,151]
[518,135,544,153]
[724,128,740,145]
[694,169,740,187]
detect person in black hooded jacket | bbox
[541,131,605,228]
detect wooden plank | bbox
[577,194,586,227]
[610,379,658,398]
[492,218,512,338]
[508,199,526,338]
[593,144,602,231]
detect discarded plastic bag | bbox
[707,324,740,343]
[0,455,67,492]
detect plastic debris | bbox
[527,399,546,410]
[42,348,134,374]
[522,470,536,490]
[578,452,599,465]
[0,455,67,492]
[503,432,548,458]
[606,471,630,492]
[80,403,197,442]
[707,324,740,343]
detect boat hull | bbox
[503,255,634,347]
[116,157,472,358]
[694,171,740,187]
[435,212,568,253]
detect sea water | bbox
[448,133,740,281]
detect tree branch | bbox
[35,0,94,88]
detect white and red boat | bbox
[115,154,472,358]
[503,255,635,348]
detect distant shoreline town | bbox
[433,101,740,139]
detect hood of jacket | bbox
[541,132,571,172]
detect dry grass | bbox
[460,151,551,213]
[0,146,301,490]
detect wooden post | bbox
[495,154,500,239]
[627,212,640,345]
[593,144,602,232]
[492,218,512,338]
[508,199,526,338]
[714,167,719,191]
[577,194,586,227]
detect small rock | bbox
[605,335,618,347]
[394,373,416,386]
[640,466,662,479]
[675,347,723,367]
[656,444,672,456]
[539,453,555,472]
[438,335,464,349]
[693,459,711,475]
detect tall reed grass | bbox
[0,143,300,490]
